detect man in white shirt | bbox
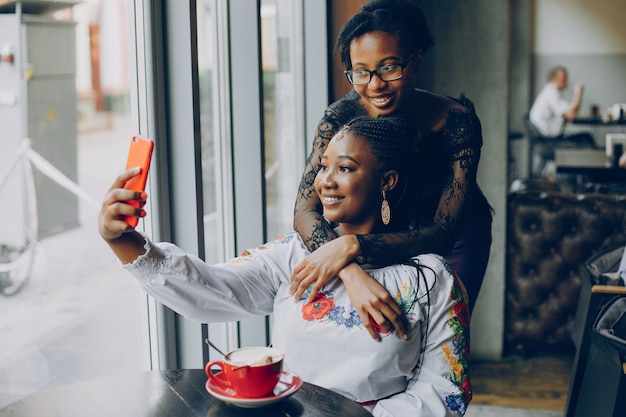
[528,66,596,177]
[530,66,587,137]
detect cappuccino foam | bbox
[227,348,281,366]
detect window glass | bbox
[196,0,230,356]
[261,0,304,240]
[0,1,149,407]
[197,0,221,265]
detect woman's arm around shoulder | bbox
[294,92,367,249]
[292,94,372,288]
[358,93,485,264]
[293,110,339,252]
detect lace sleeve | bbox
[294,92,367,252]
[358,98,484,264]
[293,109,342,252]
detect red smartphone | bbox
[123,135,154,227]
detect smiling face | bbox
[315,130,387,235]
[349,30,420,117]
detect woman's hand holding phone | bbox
[98,167,151,264]
[97,135,154,264]
[98,168,146,240]
[122,135,154,227]
[98,135,153,243]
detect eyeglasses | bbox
[344,54,413,85]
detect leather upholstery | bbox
[506,181,626,356]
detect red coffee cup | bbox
[205,346,284,398]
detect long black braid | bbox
[341,115,436,379]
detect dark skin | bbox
[98,167,150,264]
[99,133,405,343]
[291,31,478,341]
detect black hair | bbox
[344,116,444,377]
[342,114,413,173]
[338,115,414,228]
[342,116,439,365]
[336,0,435,70]
[339,118,449,366]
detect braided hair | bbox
[336,0,435,70]
[338,115,415,230]
[342,116,437,362]
[342,115,412,172]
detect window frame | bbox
[130,0,329,368]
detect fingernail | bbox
[140,210,146,217]
[141,192,148,200]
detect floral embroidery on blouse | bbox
[232,232,296,263]
[301,288,362,328]
[299,277,419,336]
[441,266,472,415]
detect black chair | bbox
[523,114,555,177]
[523,115,596,178]
[565,246,626,417]
[572,295,626,417]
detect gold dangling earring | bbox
[381,190,391,226]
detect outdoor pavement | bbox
[0,116,149,408]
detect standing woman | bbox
[291,0,492,337]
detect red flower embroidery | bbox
[302,294,335,321]
[461,378,473,403]
[454,301,470,329]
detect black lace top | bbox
[293,89,492,265]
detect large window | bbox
[0,2,329,402]
[261,0,306,239]
[186,0,322,362]
[0,1,149,407]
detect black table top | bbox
[0,369,373,417]
[554,148,626,182]
[556,165,626,182]
[572,117,626,126]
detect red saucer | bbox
[206,371,302,408]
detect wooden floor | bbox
[470,349,574,411]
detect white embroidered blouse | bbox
[124,231,471,417]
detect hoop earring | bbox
[381,190,391,226]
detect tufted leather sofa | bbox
[505,179,626,356]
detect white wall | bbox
[532,0,626,121]
[534,0,626,54]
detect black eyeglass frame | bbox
[343,54,414,86]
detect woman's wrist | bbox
[337,261,364,283]
[108,231,147,264]
[342,234,361,258]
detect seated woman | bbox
[98,116,471,417]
